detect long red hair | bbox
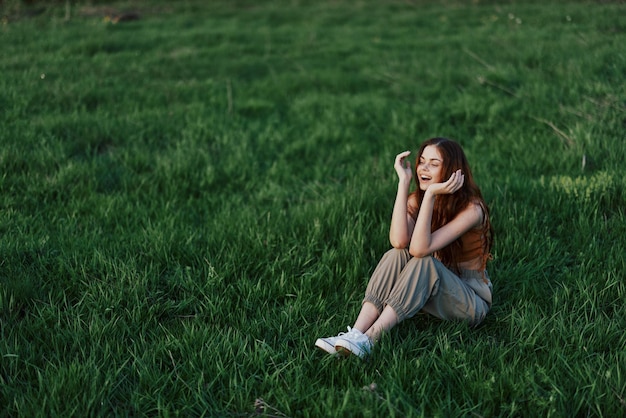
[408,138,493,272]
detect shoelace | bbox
[340,326,361,340]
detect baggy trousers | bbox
[363,248,492,327]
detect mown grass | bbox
[1,0,625,416]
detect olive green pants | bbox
[363,248,492,327]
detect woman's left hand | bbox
[428,170,464,195]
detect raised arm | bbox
[408,170,483,257]
[389,151,416,248]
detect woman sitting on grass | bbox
[315,137,493,359]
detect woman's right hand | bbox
[427,169,465,196]
[394,151,413,184]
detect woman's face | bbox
[417,145,444,191]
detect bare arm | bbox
[409,170,483,257]
[389,151,415,248]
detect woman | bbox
[315,137,493,359]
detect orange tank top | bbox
[458,228,492,271]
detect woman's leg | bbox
[356,248,411,332]
[383,256,443,323]
[333,256,489,357]
[364,305,399,341]
[353,302,380,333]
[335,254,431,356]
[420,263,490,327]
[361,256,441,340]
[366,258,490,340]
[315,249,411,356]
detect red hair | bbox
[408,138,493,272]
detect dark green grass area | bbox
[1,0,625,416]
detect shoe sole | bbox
[334,344,364,359]
[334,346,353,357]
[315,339,337,355]
[335,339,369,359]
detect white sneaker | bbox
[334,328,373,359]
[315,327,361,355]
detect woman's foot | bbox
[334,328,373,359]
[315,327,363,355]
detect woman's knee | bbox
[405,254,436,269]
[383,248,411,262]
[400,255,440,289]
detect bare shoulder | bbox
[451,200,484,231]
[464,200,486,226]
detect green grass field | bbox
[1,0,625,416]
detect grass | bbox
[1,0,625,416]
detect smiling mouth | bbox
[419,175,432,181]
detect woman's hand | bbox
[394,151,413,184]
[427,169,464,195]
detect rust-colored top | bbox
[458,228,492,273]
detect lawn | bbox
[1,0,625,416]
